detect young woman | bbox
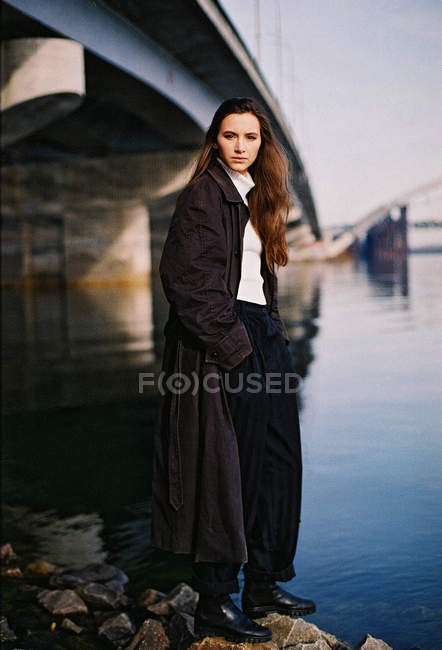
[151,97,316,643]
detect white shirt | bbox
[216,157,267,305]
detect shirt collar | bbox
[216,157,255,203]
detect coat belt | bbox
[168,339,184,511]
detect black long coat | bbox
[150,160,290,563]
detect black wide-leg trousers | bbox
[191,299,303,596]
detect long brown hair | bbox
[189,97,290,270]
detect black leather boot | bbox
[242,580,316,618]
[194,593,272,643]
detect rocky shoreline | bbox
[1,542,395,649]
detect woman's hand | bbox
[160,177,252,370]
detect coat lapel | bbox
[207,161,244,203]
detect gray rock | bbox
[25,559,63,575]
[189,637,277,649]
[293,641,331,650]
[61,617,85,634]
[138,587,166,607]
[0,616,17,642]
[0,543,17,565]
[75,581,125,609]
[1,566,23,577]
[168,611,197,649]
[258,614,324,647]
[48,572,86,588]
[356,633,393,650]
[93,610,118,626]
[49,561,128,588]
[253,613,354,649]
[21,583,41,596]
[98,612,136,646]
[106,578,126,596]
[321,629,353,650]
[126,618,170,649]
[37,588,88,615]
[148,581,198,617]
[147,600,173,616]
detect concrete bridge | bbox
[4,0,436,413]
[1,0,320,290]
[290,177,442,262]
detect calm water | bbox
[278,253,442,649]
[2,252,441,649]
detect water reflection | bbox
[278,260,322,386]
[1,151,198,412]
[2,283,155,412]
[2,201,327,413]
[3,504,106,568]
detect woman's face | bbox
[215,112,262,175]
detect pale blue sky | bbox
[220,0,442,226]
